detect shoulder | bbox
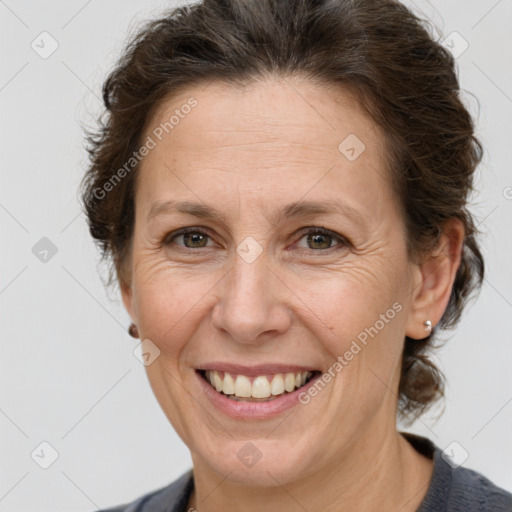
[401,432,512,512]
[445,463,512,511]
[96,469,194,512]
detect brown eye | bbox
[306,232,333,249]
[163,226,347,253]
[164,228,213,249]
[181,232,209,248]
[295,228,346,251]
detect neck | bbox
[188,422,433,512]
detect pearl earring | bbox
[424,320,432,333]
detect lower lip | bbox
[196,370,321,419]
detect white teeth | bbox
[222,372,235,395]
[270,374,285,395]
[204,370,312,399]
[252,376,271,398]
[213,370,223,392]
[234,375,252,397]
[284,372,296,392]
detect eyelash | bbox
[163,226,348,253]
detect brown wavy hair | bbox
[80,0,484,422]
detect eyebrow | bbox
[147,199,365,227]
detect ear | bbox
[405,218,465,339]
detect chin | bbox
[193,435,316,487]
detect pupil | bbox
[185,233,206,247]
[309,233,330,249]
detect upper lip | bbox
[196,363,320,376]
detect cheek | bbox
[299,261,408,420]
[296,260,405,353]
[131,263,220,356]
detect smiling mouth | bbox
[197,369,321,402]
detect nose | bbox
[211,251,292,346]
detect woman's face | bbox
[122,77,424,485]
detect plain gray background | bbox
[1,0,511,510]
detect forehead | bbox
[136,77,393,217]
[144,77,382,153]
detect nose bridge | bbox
[211,245,291,344]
